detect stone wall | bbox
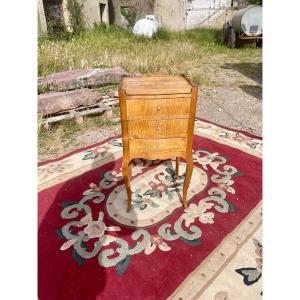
[38,0,48,35]
[111,0,154,27]
[154,0,186,31]
[81,0,109,27]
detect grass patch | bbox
[38,111,121,159]
[38,25,261,86]
[93,83,118,95]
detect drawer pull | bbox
[156,127,160,131]
[157,145,160,150]
[157,106,161,111]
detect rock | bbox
[38,88,101,115]
[38,67,128,93]
[217,107,223,112]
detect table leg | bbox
[176,157,180,177]
[182,156,193,209]
[122,159,132,212]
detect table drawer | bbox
[127,119,189,139]
[126,98,191,120]
[129,138,187,153]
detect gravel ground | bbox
[75,125,121,145]
[198,86,262,136]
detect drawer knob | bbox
[157,106,161,111]
[156,127,160,131]
[157,145,160,149]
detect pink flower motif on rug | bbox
[144,234,171,255]
[214,291,230,300]
[60,212,121,251]
[218,179,235,194]
[182,202,215,227]
[82,145,110,160]
[83,183,103,195]
[38,159,72,179]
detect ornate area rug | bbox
[38,119,262,300]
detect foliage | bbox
[66,0,85,33]
[46,17,66,35]
[248,0,262,5]
[121,6,137,27]
[44,20,73,41]
[152,27,171,41]
[44,2,71,40]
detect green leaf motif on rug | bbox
[179,237,202,246]
[56,228,67,240]
[59,201,78,208]
[108,139,122,147]
[224,199,236,213]
[235,268,262,285]
[232,171,244,177]
[116,255,132,276]
[72,249,85,267]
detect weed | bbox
[152,27,171,41]
[93,84,118,95]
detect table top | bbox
[121,74,194,95]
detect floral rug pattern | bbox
[38,119,262,300]
[58,148,243,275]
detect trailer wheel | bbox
[228,28,236,48]
[222,22,230,44]
[256,39,262,48]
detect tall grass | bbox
[38,25,261,86]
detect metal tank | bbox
[231,5,262,36]
[222,5,263,48]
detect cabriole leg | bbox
[122,159,132,212]
[182,156,193,209]
[176,157,180,177]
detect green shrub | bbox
[66,0,85,33]
[46,17,73,41]
[153,27,171,41]
[121,7,137,27]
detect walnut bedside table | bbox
[119,73,198,211]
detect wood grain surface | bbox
[119,73,198,210]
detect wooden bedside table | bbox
[119,74,198,211]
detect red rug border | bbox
[38,118,262,167]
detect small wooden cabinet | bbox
[119,74,198,211]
